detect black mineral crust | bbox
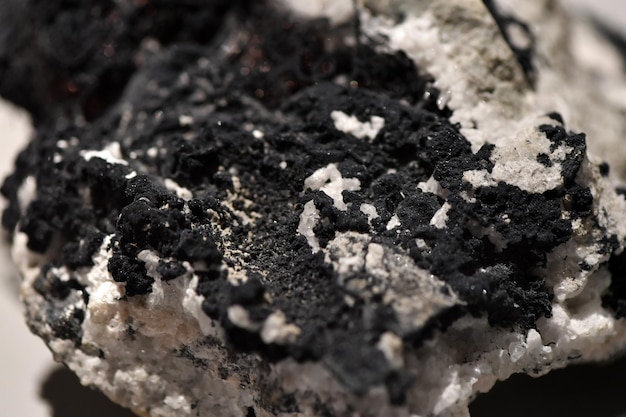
[0,0,249,124]
[0,0,604,407]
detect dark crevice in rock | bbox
[482,0,537,87]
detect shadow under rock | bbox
[40,366,138,417]
[470,352,626,417]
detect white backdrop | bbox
[0,1,624,417]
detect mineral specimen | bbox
[2,0,626,416]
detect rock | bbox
[2,1,626,416]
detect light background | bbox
[0,2,624,417]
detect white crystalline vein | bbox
[297,200,321,253]
[376,332,404,369]
[227,305,261,332]
[178,115,194,126]
[360,203,379,225]
[260,311,302,345]
[304,163,361,211]
[429,202,451,229]
[81,142,128,165]
[277,0,354,24]
[386,214,401,230]
[182,274,217,337]
[360,2,530,152]
[147,147,159,158]
[462,118,572,193]
[330,110,385,141]
[164,178,193,201]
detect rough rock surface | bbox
[2,1,626,416]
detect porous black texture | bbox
[0,0,249,124]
